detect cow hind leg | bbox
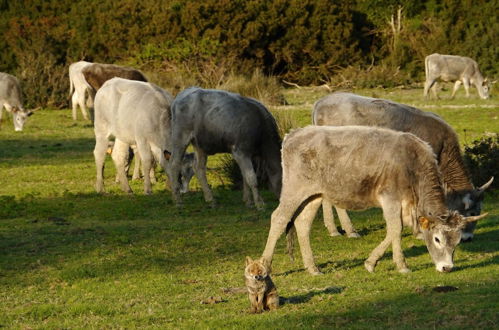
[76,89,90,120]
[232,150,264,210]
[294,197,323,275]
[71,92,78,121]
[424,79,437,99]
[111,139,133,194]
[335,207,359,238]
[261,197,304,271]
[94,135,109,193]
[136,141,154,195]
[322,200,341,237]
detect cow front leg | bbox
[295,197,323,275]
[322,200,341,237]
[111,139,133,194]
[462,79,471,98]
[232,150,263,210]
[193,147,214,206]
[450,80,462,99]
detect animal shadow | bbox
[280,286,344,305]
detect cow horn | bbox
[465,212,488,223]
[477,177,494,194]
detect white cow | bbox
[69,61,92,120]
[424,53,490,99]
[93,78,194,194]
[0,72,32,131]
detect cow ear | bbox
[245,256,253,266]
[164,150,171,160]
[27,111,34,117]
[418,216,431,230]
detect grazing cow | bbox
[82,63,148,100]
[69,61,93,120]
[261,126,487,275]
[169,87,282,209]
[313,92,493,241]
[424,53,490,99]
[93,78,193,194]
[0,72,32,131]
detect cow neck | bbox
[415,153,449,219]
[438,139,474,194]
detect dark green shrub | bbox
[463,135,498,191]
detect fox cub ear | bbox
[245,256,253,266]
[258,256,267,265]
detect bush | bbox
[463,134,498,191]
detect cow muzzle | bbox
[436,262,453,273]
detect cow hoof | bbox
[347,232,361,238]
[398,267,411,274]
[329,232,342,237]
[364,261,375,273]
[307,266,323,275]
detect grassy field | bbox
[0,87,498,329]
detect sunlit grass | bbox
[0,88,498,328]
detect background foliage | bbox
[0,0,497,107]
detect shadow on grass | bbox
[0,187,280,283]
[280,286,344,305]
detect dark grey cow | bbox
[93,78,193,194]
[169,87,282,209]
[261,126,487,275]
[424,53,490,99]
[0,72,32,131]
[313,92,493,241]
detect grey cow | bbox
[424,53,490,99]
[169,87,282,209]
[261,126,487,275]
[313,92,493,241]
[0,72,32,131]
[93,78,194,194]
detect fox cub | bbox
[244,256,279,313]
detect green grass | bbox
[0,88,498,329]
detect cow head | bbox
[478,78,490,99]
[179,153,195,194]
[458,177,494,241]
[164,150,195,194]
[12,107,33,131]
[419,211,488,272]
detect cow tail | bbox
[286,222,296,262]
[424,55,430,80]
[69,75,74,97]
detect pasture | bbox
[0,87,498,328]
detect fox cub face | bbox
[245,256,268,281]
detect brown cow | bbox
[82,63,148,100]
[312,92,493,241]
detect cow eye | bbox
[434,237,440,244]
